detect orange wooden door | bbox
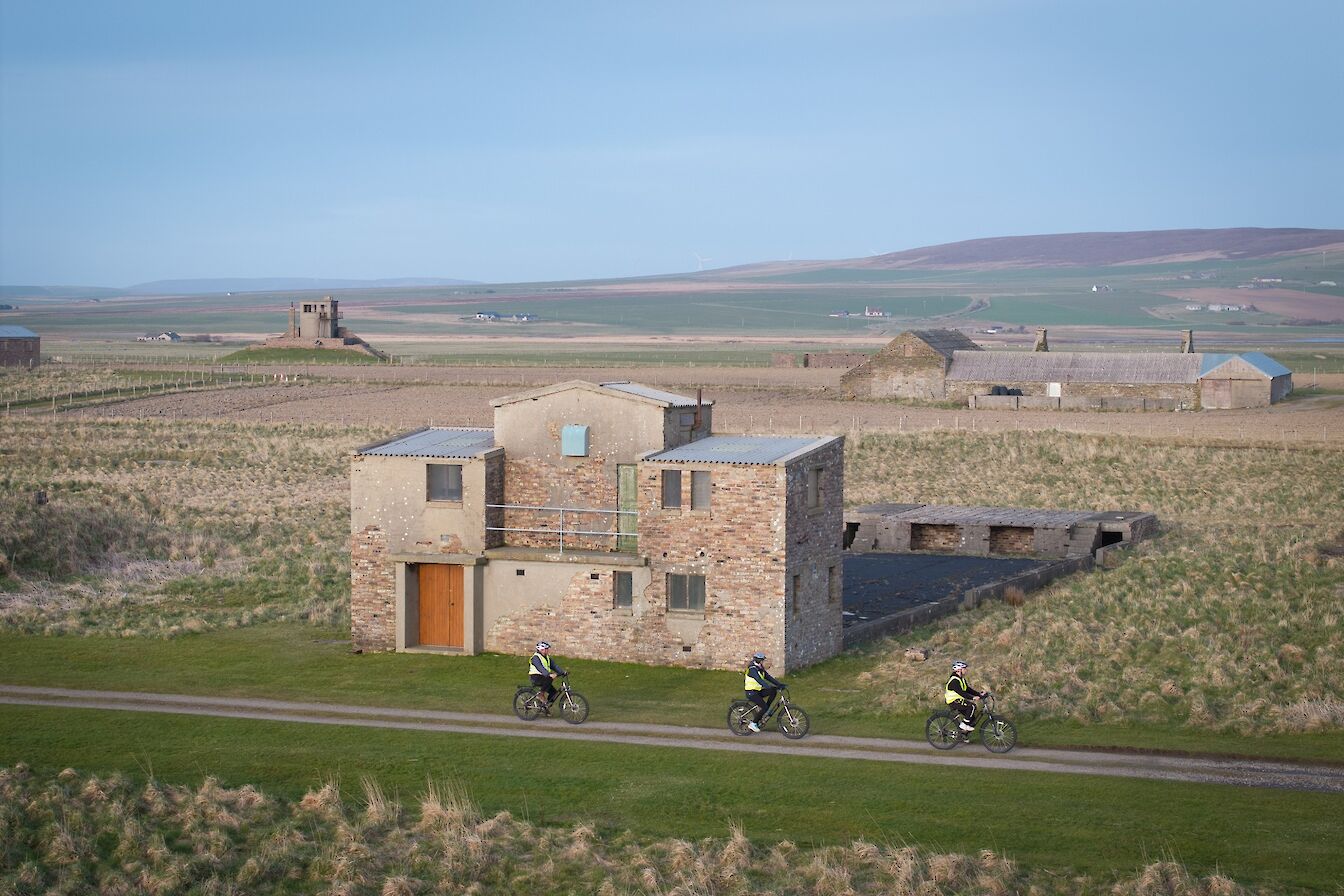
[418,564,464,648]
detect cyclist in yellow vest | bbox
[945,659,987,737]
[744,652,786,732]
[529,641,566,714]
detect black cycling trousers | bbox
[530,674,556,701]
[746,688,777,720]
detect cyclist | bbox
[529,641,566,714]
[744,652,786,732]
[945,659,987,737]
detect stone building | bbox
[0,325,40,368]
[350,380,844,671]
[843,330,1291,409]
[840,329,982,399]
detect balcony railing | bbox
[486,503,638,554]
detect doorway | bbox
[418,563,464,648]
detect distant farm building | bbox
[839,329,983,400]
[842,329,1292,409]
[0,325,40,368]
[136,331,181,342]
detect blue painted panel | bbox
[562,424,590,457]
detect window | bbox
[667,573,705,611]
[427,464,463,501]
[691,471,711,509]
[792,574,802,616]
[806,467,822,508]
[614,571,633,609]
[661,469,682,508]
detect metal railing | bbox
[486,503,638,554]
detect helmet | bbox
[951,660,968,671]
[752,652,766,661]
[536,641,551,651]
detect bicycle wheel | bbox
[727,700,756,736]
[778,704,811,739]
[558,690,589,725]
[981,715,1018,753]
[513,687,542,721]
[925,711,960,750]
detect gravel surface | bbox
[3,685,1341,792]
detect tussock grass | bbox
[848,430,1344,735]
[0,763,1281,896]
[0,417,384,637]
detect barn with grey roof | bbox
[842,329,1292,409]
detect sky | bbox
[1,1,1341,287]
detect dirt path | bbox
[3,685,1340,793]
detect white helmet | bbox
[536,641,551,651]
[951,660,968,671]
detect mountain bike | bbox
[727,687,810,739]
[513,673,589,724]
[925,693,1016,753]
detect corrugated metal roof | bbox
[0,326,38,338]
[647,434,832,465]
[357,428,495,458]
[599,381,701,406]
[948,351,1202,384]
[1201,352,1292,378]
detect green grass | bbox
[0,703,1337,892]
[215,346,385,364]
[0,623,1339,764]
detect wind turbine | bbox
[693,252,712,272]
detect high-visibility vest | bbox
[945,673,968,704]
[530,652,553,676]
[745,665,764,691]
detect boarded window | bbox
[691,470,711,509]
[662,469,682,508]
[792,574,802,616]
[667,573,705,611]
[828,565,839,604]
[806,467,822,508]
[614,571,633,608]
[426,464,463,502]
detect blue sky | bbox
[1,0,1340,286]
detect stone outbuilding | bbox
[350,380,844,671]
[0,325,40,368]
[844,330,1292,409]
[840,329,982,399]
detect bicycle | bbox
[727,687,810,739]
[925,693,1017,753]
[513,673,589,724]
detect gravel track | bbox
[3,685,1341,793]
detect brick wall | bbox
[351,525,395,650]
[502,456,619,552]
[988,525,1034,555]
[910,523,961,551]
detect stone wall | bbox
[803,351,869,369]
[840,335,948,399]
[782,438,845,668]
[351,525,395,650]
[954,380,1199,410]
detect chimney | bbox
[1181,329,1194,353]
[1033,327,1049,352]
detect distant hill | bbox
[853,228,1344,271]
[123,277,480,296]
[0,285,123,300]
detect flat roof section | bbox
[842,553,1047,627]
